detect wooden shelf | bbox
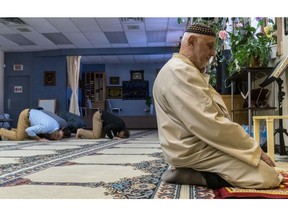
[227,67,273,82]
[84,72,106,110]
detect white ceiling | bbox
[0,17,186,64]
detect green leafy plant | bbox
[145,96,152,107]
[144,96,152,113]
[226,18,272,76]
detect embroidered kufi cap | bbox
[185,24,216,37]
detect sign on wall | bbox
[14,86,23,93]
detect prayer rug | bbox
[214,170,288,199]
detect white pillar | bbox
[0,51,4,113]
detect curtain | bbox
[66,56,81,115]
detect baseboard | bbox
[120,115,157,129]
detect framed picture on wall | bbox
[285,17,288,35]
[109,76,120,85]
[130,70,144,81]
[107,86,122,99]
[122,81,149,100]
[44,71,56,86]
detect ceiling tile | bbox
[125,31,147,44]
[63,32,93,47]
[84,32,110,47]
[21,18,59,33]
[146,30,167,43]
[96,18,123,31]
[20,32,55,45]
[42,33,72,45]
[71,18,102,33]
[46,18,80,33]
[1,34,35,45]
[0,25,19,34]
[104,31,128,44]
[145,18,169,31]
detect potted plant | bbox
[226,18,274,76]
[144,96,152,113]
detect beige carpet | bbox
[0,130,166,199]
[1,129,288,200]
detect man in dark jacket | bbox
[76,110,130,139]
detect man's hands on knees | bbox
[260,150,275,167]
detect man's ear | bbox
[188,35,196,47]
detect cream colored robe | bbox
[153,53,282,189]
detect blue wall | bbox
[4,52,67,112]
[4,51,166,116]
[104,63,163,115]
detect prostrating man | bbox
[0,108,67,142]
[76,110,130,140]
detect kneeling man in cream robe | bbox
[153,24,283,189]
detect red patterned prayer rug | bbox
[214,170,288,199]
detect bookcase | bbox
[84,72,106,110]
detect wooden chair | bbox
[38,99,56,113]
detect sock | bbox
[161,168,207,186]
